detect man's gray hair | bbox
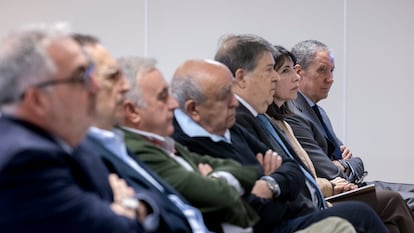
[0,22,71,104]
[117,56,157,108]
[214,33,275,76]
[170,72,205,111]
[291,39,332,70]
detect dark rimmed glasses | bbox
[34,62,95,89]
[19,63,95,100]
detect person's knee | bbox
[294,217,356,233]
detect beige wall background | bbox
[1,0,413,183]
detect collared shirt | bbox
[299,92,359,184]
[174,109,244,195]
[300,91,317,107]
[121,126,194,172]
[54,136,73,154]
[90,126,211,233]
[88,127,165,191]
[235,95,258,117]
[87,126,165,231]
[174,109,231,144]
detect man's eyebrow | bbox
[65,65,88,79]
[216,85,232,99]
[101,67,122,79]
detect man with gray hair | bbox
[72,34,212,232]
[287,39,414,213]
[0,23,148,232]
[171,34,389,233]
[117,56,266,233]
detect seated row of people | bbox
[0,22,411,233]
[169,35,413,233]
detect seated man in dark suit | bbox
[118,55,359,233]
[117,56,266,233]
[0,23,147,232]
[73,34,210,233]
[169,56,388,233]
[267,44,414,233]
[288,39,414,213]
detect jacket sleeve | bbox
[0,149,143,233]
[128,141,259,227]
[235,111,305,201]
[285,113,349,181]
[176,143,259,195]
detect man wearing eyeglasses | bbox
[75,34,211,233]
[0,23,152,232]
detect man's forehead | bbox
[47,37,87,75]
[256,51,275,67]
[313,51,334,66]
[87,45,117,70]
[140,69,166,89]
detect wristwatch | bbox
[260,176,281,198]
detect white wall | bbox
[1,0,412,183]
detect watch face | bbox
[268,181,280,197]
[268,182,277,192]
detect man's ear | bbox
[294,64,303,75]
[123,101,140,124]
[234,68,247,88]
[23,88,49,117]
[184,99,201,122]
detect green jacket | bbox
[123,129,260,229]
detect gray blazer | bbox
[285,92,365,183]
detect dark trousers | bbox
[370,180,414,213]
[375,190,414,233]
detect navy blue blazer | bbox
[0,116,143,233]
[287,92,365,182]
[172,117,318,232]
[81,135,194,233]
[235,104,319,212]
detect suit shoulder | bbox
[0,117,64,168]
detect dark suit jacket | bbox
[0,116,143,233]
[172,117,317,232]
[81,135,195,233]
[234,103,320,210]
[123,129,260,231]
[286,92,364,182]
[236,104,315,191]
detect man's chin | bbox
[227,117,236,128]
[165,127,174,137]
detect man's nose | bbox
[88,74,101,94]
[169,94,179,110]
[272,69,280,82]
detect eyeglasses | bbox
[34,62,95,89]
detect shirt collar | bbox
[54,136,73,154]
[89,126,125,142]
[235,95,258,117]
[88,126,128,160]
[174,109,231,144]
[122,126,166,142]
[300,91,317,107]
[121,126,176,154]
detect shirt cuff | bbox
[135,192,160,232]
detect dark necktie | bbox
[312,105,342,160]
[257,114,327,209]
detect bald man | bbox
[170,58,388,233]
